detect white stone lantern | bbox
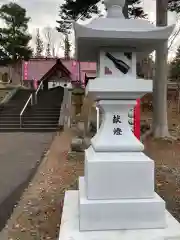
[59,0,180,239]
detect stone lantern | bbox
[59,0,180,239]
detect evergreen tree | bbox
[0,47,9,64]
[56,0,146,34]
[35,28,44,57]
[168,0,180,12]
[64,34,71,59]
[56,0,146,53]
[56,0,146,58]
[123,0,147,18]
[46,43,51,57]
[0,2,32,64]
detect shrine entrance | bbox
[43,79,48,90]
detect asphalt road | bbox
[0,132,55,231]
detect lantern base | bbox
[59,190,180,240]
[79,177,165,231]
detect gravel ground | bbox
[145,136,180,222]
[0,89,11,102]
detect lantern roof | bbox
[74,0,174,61]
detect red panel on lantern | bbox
[134,99,140,140]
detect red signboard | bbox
[24,61,28,80]
[72,60,77,67]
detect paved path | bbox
[0,132,55,230]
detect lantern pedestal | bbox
[78,98,165,231]
[84,148,154,200]
[58,0,180,239]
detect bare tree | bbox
[43,26,52,57]
[43,26,63,57]
[152,0,169,138]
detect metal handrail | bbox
[20,94,33,128]
[35,80,43,104]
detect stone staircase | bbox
[0,89,32,131]
[0,87,64,132]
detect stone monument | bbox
[59,0,180,239]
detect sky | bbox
[0,0,178,57]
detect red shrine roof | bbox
[22,57,97,83]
